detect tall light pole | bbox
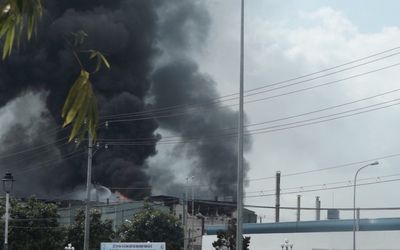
[236,0,245,250]
[191,176,195,250]
[184,177,188,250]
[3,172,15,250]
[353,161,378,250]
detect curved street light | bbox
[353,161,379,250]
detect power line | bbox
[92,88,400,146]
[246,46,400,94]
[99,98,400,146]
[244,204,400,211]
[246,173,400,195]
[12,150,86,174]
[0,136,70,160]
[99,46,400,120]
[1,50,400,159]
[31,79,400,151]
[245,178,400,198]
[0,124,67,151]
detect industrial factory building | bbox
[57,195,257,250]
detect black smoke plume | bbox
[0,0,251,200]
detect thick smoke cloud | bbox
[151,60,251,199]
[0,0,159,199]
[150,1,251,199]
[0,0,251,200]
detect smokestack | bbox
[275,171,281,222]
[316,196,321,221]
[296,195,301,221]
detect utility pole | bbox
[83,122,108,250]
[84,133,93,250]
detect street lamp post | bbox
[184,177,188,250]
[3,172,15,250]
[191,176,194,250]
[281,238,294,250]
[353,161,379,250]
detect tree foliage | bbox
[0,196,65,250]
[212,220,251,250]
[0,0,109,145]
[0,198,114,250]
[118,198,184,250]
[65,208,114,250]
[0,0,42,59]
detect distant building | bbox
[58,199,169,230]
[148,195,257,250]
[57,195,257,250]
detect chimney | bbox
[316,196,321,220]
[275,171,281,222]
[296,195,301,221]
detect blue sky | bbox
[254,1,400,33]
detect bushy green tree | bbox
[65,208,114,250]
[2,196,65,250]
[212,220,250,250]
[118,198,183,250]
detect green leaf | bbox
[0,18,12,38]
[62,70,99,145]
[69,92,91,142]
[0,0,43,59]
[16,0,25,14]
[71,30,88,47]
[95,55,102,73]
[89,51,110,73]
[100,53,110,68]
[75,117,90,147]
[3,23,15,59]
[88,94,98,141]
[27,1,34,40]
[89,50,96,59]
[63,82,88,127]
[61,70,89,118]
[16,15,23,49]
